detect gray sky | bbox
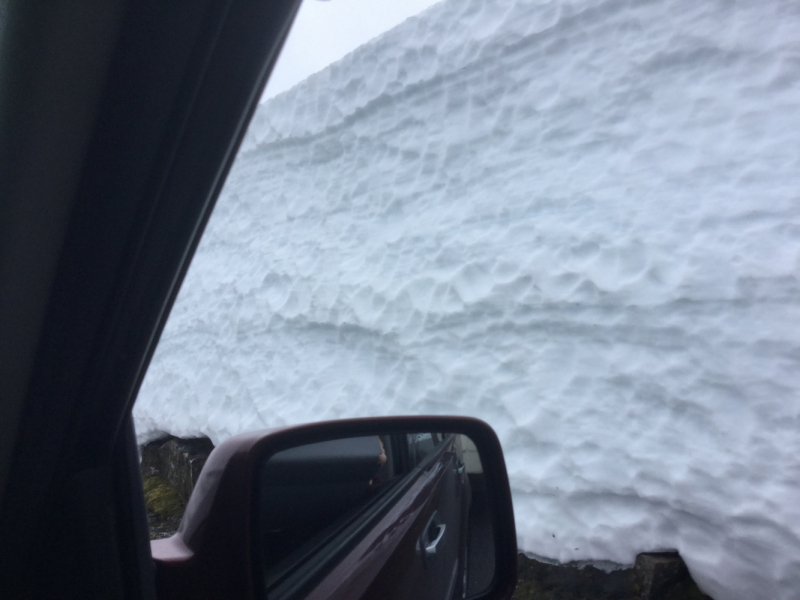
[262,0,442,100]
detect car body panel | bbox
[303,437,469,600]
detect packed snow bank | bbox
[134,0,800,598]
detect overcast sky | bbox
[261,0,442,101]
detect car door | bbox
[383,433,471,600]
[0,2,304,598]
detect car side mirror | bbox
[151,416,517,600]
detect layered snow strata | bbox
[134,1,800,599]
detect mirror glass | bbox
[257,432,495,600]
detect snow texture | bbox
[134,1,800,598]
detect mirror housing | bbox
[151,416,517,600]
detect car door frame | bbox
[0,2,301,598]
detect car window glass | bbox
[408,432,437,466]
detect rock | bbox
[142,475,185,541]
[635,552,686,599]
[140,435,214,540]
[140,436,214,505]
[157,437,214,505]
[514,554,635,599]
[513,553,711,600]
[142,476,184,516]
[634,552,709,600]
[140,441,165,479]
[146,512,183,541]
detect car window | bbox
[133,1,800,599]
[407,432,439,466]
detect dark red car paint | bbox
[306,448,465,600]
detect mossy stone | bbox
[143,476,184,517]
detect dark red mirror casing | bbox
[151,416,517,600]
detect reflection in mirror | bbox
[257,432,495,600]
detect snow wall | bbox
[134,1,800,598]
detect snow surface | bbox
[134,0,800,598]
